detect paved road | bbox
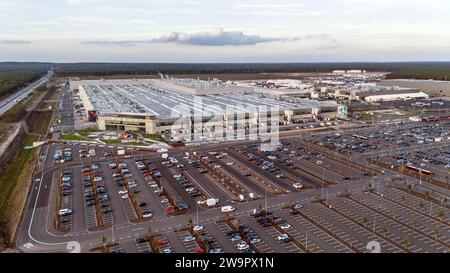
[0,70,53,116]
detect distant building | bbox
[380,79,450,97]
[357,89,429,102]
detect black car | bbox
[135,235,149,243]
[102,208,112,214]
[176,202,189,210]
[85,196,95,202]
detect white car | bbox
[226,162,234,166]
[277,234,289,241]
[93,176,103,182]
[293,183,304,190]
[221,206,235,213]
[118,190,127,194]
[62,176,71,182]
[193,225,204,231]
[280,223,292,230]
[121,194,129,199]
[236,242,249,251]
[142,211,152,218]
[183,236,196,242]
[197,200,207,205]
[160,248,172,253]
[293,204,304,210]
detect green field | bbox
[142,133,165,142]
[0,135,38,249]
[60,133,90,141]
[103,139,147,146]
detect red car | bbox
[157,240,168,246]
[164,206,175,214]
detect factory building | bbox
[357,89,429,102]
[72,78,337,140]
[380,79,450,97]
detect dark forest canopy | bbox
[1,61,450,81]
[0,63,51,100]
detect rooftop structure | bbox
[72,78,338,136]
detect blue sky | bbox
[0,0,450,62]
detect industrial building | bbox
[71,78,338,140]
[356,89,429,102]
[380,79,450,97]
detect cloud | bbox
[65,0,81,6]
[85,28,302,46]
[0,40,32,44]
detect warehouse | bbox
[381,79,450,97]
[72,78,337,140]
[357,89,429,102]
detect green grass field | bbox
[60,133,90,141]
[0,135,38,248]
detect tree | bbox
[363,216,368,227]
[382,225,388,238]
[434,225,441,240]
[419,201,425,211]
[445,175,449,189]
[147,225,153,244]
[287,198,294,207]
[425,191,430,201]
[402,235,409,251]
[101,235,109,253]
[438,208,445,222]
[188,217,193,227]
[411,218,417,230]
[407,184,412,193]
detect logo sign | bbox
[366,241,381,253]
[66,241,81,253]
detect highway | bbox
[0,69,54,116]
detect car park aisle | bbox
[101,163,128,225]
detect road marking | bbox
[24,243,34,248]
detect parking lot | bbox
[309,121,449,157]
[23,116,449,253]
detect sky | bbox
[0,0,450,62]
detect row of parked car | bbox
[59,170,73,226]
[224,224,259,253]
[83,163,112,214]
[136,160,182,214]
[243,146,286,179]
[54,147,73,163]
